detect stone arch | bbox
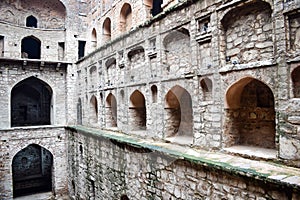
[106,93,117,127]
[89,66,97,89]
[151,85,158,103]
[128,46,145,69]
[129,90,146,130]
[224,77,275,149]
[162,28,191,75]
[12,144,53,197]
[11,76,53,127]
[120,3,132,32]
[90,95,98,124]
[200,78,213,101]
[103,17,111,42]
[106,57,117,86]
[220,0,272,64]
[164,85,193,138]
[91,28,97,50]
[26,15,37,28]
[292,66,300,98]
[4,10,15,23]
[21,36,41,59]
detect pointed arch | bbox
[120,3,132,32]
[200,78,213,101]
[151,85,158,103]
[26,15,37,28]
[21,36,41,59]
[103,17,111,42]
[224,77,275,148]
[91,28,97,50]
[11,77,52,127]
[164,85,193,138]
[106,93,117,127]
[129,90,146,130]
[12,144,53,197]
[90,95,98,124]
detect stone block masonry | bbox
[67,126,300,200]
[0,126,68,199]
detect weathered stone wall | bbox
[0,127,68,199]
[67,128,300,200]
[0,60,68,128]
[75,0,300,166]
[0,0,66,29]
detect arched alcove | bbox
[90,95,98,124]
[103,17,111,42]
[120,3,132,32]
[12,144,53,197]
[224,77,275,148]
[91,28,97,50]
[106,93,117,127]
[11,77,52,127]
[164,85,193,138]
[151,85,158,103]
[21,36,41,59]
[163,28,191,75]
[129,90,146,130]
[200,78,213,101]
[221,0,272,64]
[292,66,300,98]
[26,15,37,28]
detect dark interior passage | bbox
[21,36,41,59]
[11,77,52,127]
[12,144,53,197]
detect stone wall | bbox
[67,128,300,200]
[75,0,300,166]
[0,127,68,199]
[0,60,68,128]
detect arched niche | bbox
[106,93,117,127]
[90,95,98,124]
[129,90,146,130]
[21,36,41,59]
[26,15,37,28]
[91,28,97,50]
[200,78,213,101]
[151,85,158,103]
[164,85,193,138]
[11,77,52,127]
[12,144,53,197]
[221,0,272,64]
[224,77,275,149]
[120,3,132,32]
[162,28,191,74]
[103,17,112,42]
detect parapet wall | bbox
[67,126,300,199]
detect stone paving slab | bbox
[69,126,300,191]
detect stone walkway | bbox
[70,126,300,190]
